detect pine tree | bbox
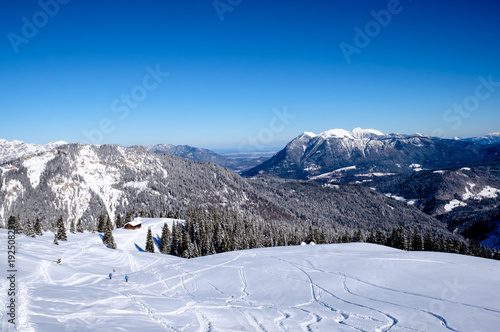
[7,216,16,232]
[160,223,171,254]
[25,219,36,238]
[145,227,155,253]
[56,216,67,241]
[76,219,84,233]
[180,221,191,256]
[411,228,423,251]
[9,216,23,235]
[115,214,123,228]
[423,229,433,251]
[102,220,117,249]
[70,220,76,234]
[53,234,59,245]
[34,217,43,236]
[97,215,106,233]
[106,215,113,230]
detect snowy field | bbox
[1,218,500,331]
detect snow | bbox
[1,179,24,209]
[355,172,396,177]
[333,165,357,172]
[22,151,57,188]
[123,181,149,191]
[433,170,446,174]
[462,185,500,201]
[309,166,356,180]
[461,167,471,171]
[478,186,500,198]
[384,193,407,202]
[301,131,317,138]
[444,199,467,212]
[0,139,66,165]
[317,127,384,140]
[409,164,424,172]
[2,223,500,332]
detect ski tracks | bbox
[121,291,179,331]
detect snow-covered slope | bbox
[0,139,66,165]
[1,221,499,331]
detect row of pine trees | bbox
[6,210,500,261]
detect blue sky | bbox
[1,0,499,150]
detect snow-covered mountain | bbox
[371,160,500,248]
[0,143,445,234]
[0,139,67,164]
[242,128,500,180]
[462,132,500,145]
[1,223,499,331]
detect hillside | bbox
[0,143,448,236]
[370,161,500,248]
[1,223,499,331]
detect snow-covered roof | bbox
[125,220,142,227]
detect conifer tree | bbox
[70,220,76,234]
[53,234,59,245]
[97,214,106,233]
[34,217,43,236]
[76,219,84,233]
[56,216,67,241]
[145,227,155,253]
[106,215,113,230]
[102,221,117,249]
[25,219,36,238]
[9,216,23,235]
[411,228,423,251]
[423,229,433,251]
[115,214,123,228]
[160,223,171,254]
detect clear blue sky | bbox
[1,0,499,150]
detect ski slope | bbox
[1,218,500,331]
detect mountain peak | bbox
[299,131,317,138]
[316,127,384,140]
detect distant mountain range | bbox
[148,144,269,172]
[0,142,444,237]
[461,132,500,145]
[242,128,500,181]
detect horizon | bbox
[1,126,499,153]
[1,1,499,149]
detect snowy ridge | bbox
[0,138,66,165]
[1,224,499,331]
[304,127,385,140]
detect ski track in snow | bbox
[3,223,500,332]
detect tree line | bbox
[6,210,500,261]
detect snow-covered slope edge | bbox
[1,224,499,332]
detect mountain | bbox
[2,226,499,331]
[462,132,500,145]
[242,128,500,181]
[0,143,448,235]
[148,144,269,172]
[0,138,67,164]
[370,160,500,248]
[148,144,234,167]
